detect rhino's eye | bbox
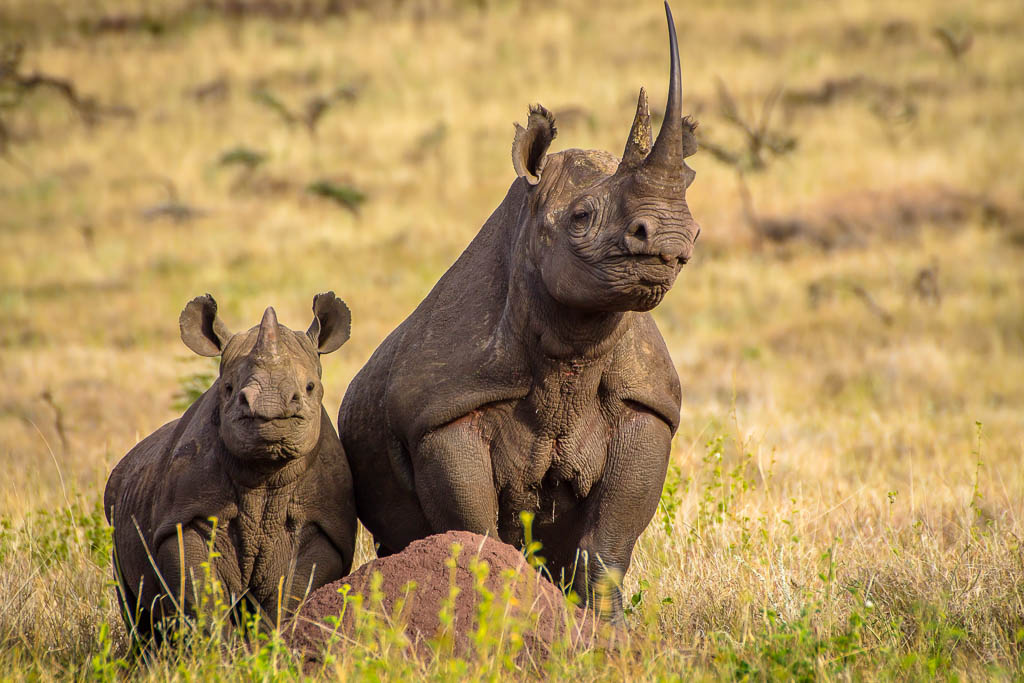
[306,381,316,394]
[224,383,233,395]
[571,208,590,223]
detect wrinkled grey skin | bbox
[104,293,357,640]
[340,4,699,620]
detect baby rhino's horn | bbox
[254,306,280,359]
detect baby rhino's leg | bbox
[152,523,240,634]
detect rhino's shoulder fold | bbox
[295,408,357,549]
[605,313,682,433]
[107,387,234,549]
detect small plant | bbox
[218,146,266,169]
[690,434,757,550]
[432,542,463,659]
[626,578,650,616]
[87,623,128,681]
[307,179,367,215]
[519,510,547,571]
[969,420,984,517]
[172,359,217,411]
[658,461,685,539]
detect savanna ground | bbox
[1,0,1022,678]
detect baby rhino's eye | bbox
[306,381,316,394]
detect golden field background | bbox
[0,0,1022,677]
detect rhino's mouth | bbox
[238,413,304,423]
[629,256,680,287]
[605,253,679,282]
[236,414,306,436]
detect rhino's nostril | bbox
[239,386,259,415]
[629,221,649,242]
[290,391,301,404]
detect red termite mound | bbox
[287,531,605,662]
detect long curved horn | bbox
[644,2,682,172]
[254,306,280,358]
[620,87,652,169]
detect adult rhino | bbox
[340,3,699,619]
[105,293,357,640]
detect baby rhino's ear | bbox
[180,294,232,357]
[307,292,351,355]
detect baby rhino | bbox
[104,293,357,641]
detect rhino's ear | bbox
[682,115,698,187]
[682,115,698,159]
[180,294,232,357]
[512,104,557,185]
[307,292,351,355]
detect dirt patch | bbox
[287,531,604,663]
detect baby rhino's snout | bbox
[239,384,260,416]
[238,379,301,420]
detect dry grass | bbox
[1,0,1022,678]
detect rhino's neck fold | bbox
[218,434,317,491]
[489,180,633,362]
[503,262,632,362]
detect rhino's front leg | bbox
[414,417,500,537]
[151,523,242,629]
[118,524,212,639]
[574,407,671,621]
